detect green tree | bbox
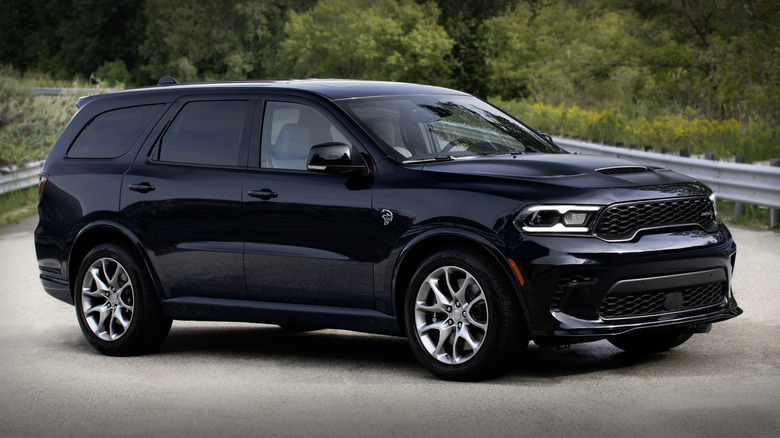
[483,0,780,123]
[1,0,146,83]
[56,0,147,82]
[140,0,317,82]
[0,0,61,72]
[607,0,780,121]
[428,0,520,97]
[141,0,264,81]
[485,1,641,104]
[278,0,454,85]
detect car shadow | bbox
[156,324,418,370]
[150,323,674,381]
[506,342,669,380]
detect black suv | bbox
[35,78,741,380]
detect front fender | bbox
[375,225,532,330]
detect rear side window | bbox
[154,101,249,167]
[67,104,163,158]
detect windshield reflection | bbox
[339,95,561,162]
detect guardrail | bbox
[554,137,780,226]
[0,161,44,195]
[35,87,109,96]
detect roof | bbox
[77,79,468,108]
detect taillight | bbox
[38,173,48,200]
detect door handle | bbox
[128,182,155,193]
[248,189,278,200]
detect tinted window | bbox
[260,101,351,170]
[67,104,163,158]
[156,101,248,167]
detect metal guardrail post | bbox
[731,156,746,218]
[771,159,780,228]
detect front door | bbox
[243,99,374,308]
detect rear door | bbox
[121,97,253,299]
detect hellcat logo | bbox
[380,209,394,226]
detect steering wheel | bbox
[440,137,472,154]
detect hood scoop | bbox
[596,166,648,175]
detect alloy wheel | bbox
[413,266,489,364]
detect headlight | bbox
[515,205,602,234]
[709,193,717,216]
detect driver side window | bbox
[260,101,351,170]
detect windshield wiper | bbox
[477,151,524,157]
[403,155,456,164]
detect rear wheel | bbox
[74,243,171,356]
[404,247,527,381]
[608,330,693,354]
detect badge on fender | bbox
[380,209,393,226]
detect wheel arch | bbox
[392,228,530,336]
[68,222,163,302]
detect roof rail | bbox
[157,76,179,86]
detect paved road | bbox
[1,215,778,437]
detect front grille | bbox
[599,282,725,319]
[595,197,715,241]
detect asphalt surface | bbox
[1,215,778,437]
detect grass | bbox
[0,186,39,227]
[716,200,777,231]
[0,67,89,227]
[0,72,80,166]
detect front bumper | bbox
[533,297,742,345]
[513,225,742,344]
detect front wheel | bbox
[74,243,171,356]
[404,248,527,381]
[608,330,693,354]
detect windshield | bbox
[338,95,561,162]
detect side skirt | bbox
[162,296,403,337]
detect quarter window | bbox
[67,104,163,158]
[155,101,248,167]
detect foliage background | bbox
[1,0,778,165]
[2,0,778,121]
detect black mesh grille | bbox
[596,166,647,175]
[595,197,715,240]
[599,283,725,319]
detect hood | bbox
[420,153,696,189]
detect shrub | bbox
[496,100,779,163]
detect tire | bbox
[74,243,172,356]
[608,330,693,354]
[403,247,528,381]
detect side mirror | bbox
[307,143,367,176]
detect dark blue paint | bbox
[35,79,741,344]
